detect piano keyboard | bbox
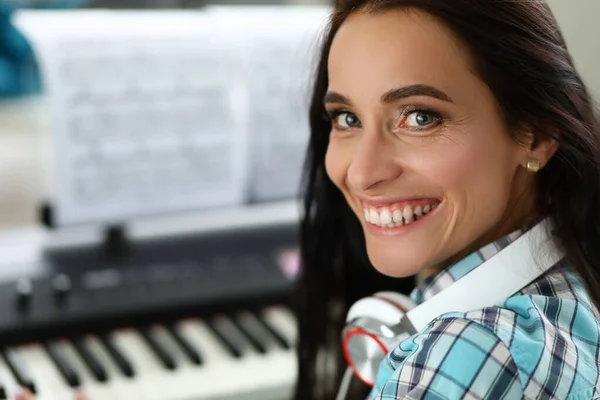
[0,305,297,400]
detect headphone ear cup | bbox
[342,291,414,387]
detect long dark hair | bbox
[293,1,600,399]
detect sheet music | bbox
[13,7,329,226]
[14,11,250,226]
[208,6,330,202]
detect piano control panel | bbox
[0,223,299,343]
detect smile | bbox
[362,199,441,228]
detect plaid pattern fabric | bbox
[368,226,600,399]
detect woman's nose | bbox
[346,134,403,193]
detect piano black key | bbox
[2,347,36,394]
[166,325,203,365]
[140,326,177,370]
[73,337,108,382]
[99,333,135,378]
[233,312,270,354]
[207,315,248,358]
[44,341,81,388]
[256,311,292,350]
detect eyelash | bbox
[326,106,444,133]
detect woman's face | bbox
[325,9,539,278]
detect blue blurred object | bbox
[3,1,89,10]
[0,0,90,97]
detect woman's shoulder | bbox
[370,266,600,399]
[370,315,522,399]
[460,264,600,372]
[445,266,600,398]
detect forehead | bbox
[327,9,474,97]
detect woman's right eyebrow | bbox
[323,91,352,106]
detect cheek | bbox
[325,141,351,189]
[410,130,517,211]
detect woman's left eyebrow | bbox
[380,84,454,104]
[323,84,454,107]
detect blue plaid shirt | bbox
[368,227,600,399]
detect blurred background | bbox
[0,0,332,231]
[0,0,597,399]
[2,0,600,231]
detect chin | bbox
[365,244,429,279]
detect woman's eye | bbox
[405,111,436,127]
[401,110,440,129]
[334,112,361,128]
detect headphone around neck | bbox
[340,218,561,390]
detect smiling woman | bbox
[294,1,600,400]
[323,8,554,279]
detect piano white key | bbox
[172,319,237,398]
[0,352,20,399]
[176,318,297,400]
[16,344,73,400]
[177,318,254,397]
[177,319,234,365]
[142,324,200,400]
[111,328,175,400]
[261,306,298,346]
[53,339,119,400]
[82,335,137,400]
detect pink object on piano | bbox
[277,249,300,281]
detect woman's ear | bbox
[519,130,559,172]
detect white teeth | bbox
[414,205,423,217]
[380,209,392,225]
[402,206,413,221]
[363,201,440,228]
[369,209,380,226]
